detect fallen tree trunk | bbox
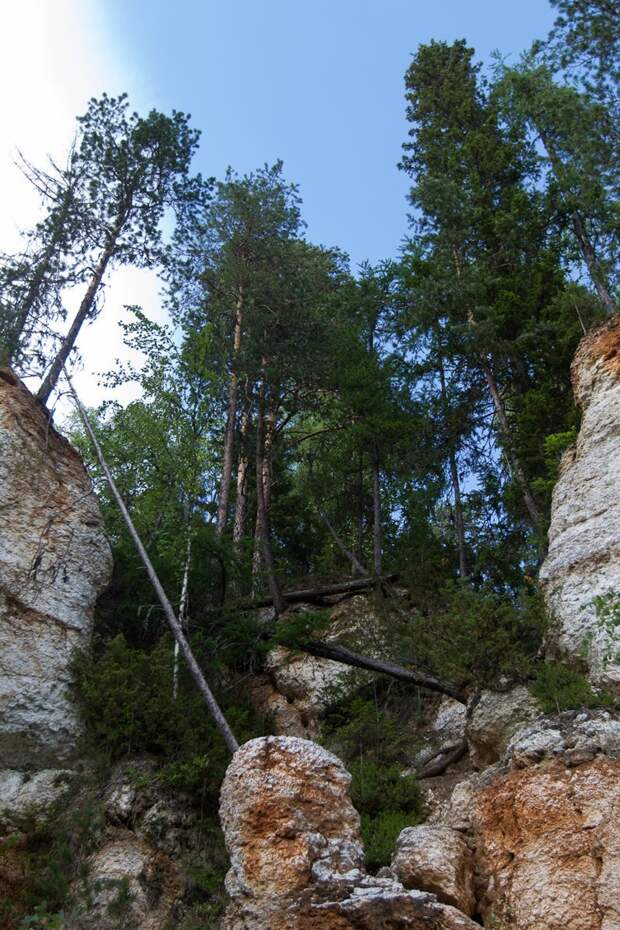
[417,738,468,778]
[299,640,467,704]
[239,574,398,610]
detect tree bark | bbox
[254,381,285,614]
[66,373,239,754]
[216,288,244,536]
[173,526,192,700]
[232,391,252,551]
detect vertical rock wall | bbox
[540,316,620,692]
[0,370,112,767]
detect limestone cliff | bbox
[0,369,113,767]
[540,316,620,692]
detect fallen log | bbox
[299,640,467,704]
[417,738,468,778]
[239,574,398,610]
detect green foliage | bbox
[530,661,617,713]
[398,583,548,689]
[589,591,620,667]
[360,811,417,873]
[18,907,65,930]
[71,634,263,804]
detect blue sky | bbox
[101,0,556,268]
[1,0,556,405]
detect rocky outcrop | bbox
[466,686,541,768]
[219,736,480,930]
[250,596,383,738]
[391,825,475,915]
[540,316,620,693]
[0,768,76,829]
[0,369,112,767]
[474,753,620,929]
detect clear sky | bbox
[0,0,556,406]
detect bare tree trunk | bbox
[357,449,365,571]
[173,527,192,700]
[9,187,75,365]
[316,502,369,576]
[37,227,120,404]
[251,397,276,592]
[232,392,252,552]
[437,354,468,578]
[254,381,285,615]
[66,372,239,754]
[372,449,383,577]
[216,289,244,536]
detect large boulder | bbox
[466,686,541,768]
[0,369,112,767]
[540,316,620,692]
[391,824,475,915]
[219,736,480,930]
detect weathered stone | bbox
[219,736,479,930]
[391,824,475,914]
[0,370,113,767]
[473,755,620,930]
[466,686,541,768]
[66,831,183,930]
[410,697,466,770]
[540,316,620,693]
[0,768,76,827]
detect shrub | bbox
[530,662,617,714]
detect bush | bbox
[360,810,416,872]
[397,583,547,689]
[71,634,263,804]
[530,662,617,714]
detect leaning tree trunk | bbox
[537,126,616,316]
[37,211,124,405]
[216,288,244,536]
[66,372,239,754]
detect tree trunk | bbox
[437,353,468,578]
[66,374,239,754]
[254,381,285,614]
[316,503,369,577]
[372,449,383,577]
[239,573,398,610]
[37,232,117,405]
[299,640,467,704]
[537,126,615,315]
[173,526,192,700]
[482,359,542,529]
[216,289,244,536]
[251,396,276,591]
[10,187,75,365]
[232,391,252,552]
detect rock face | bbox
[391,825,475,915]
[466,686,541,768]
[0,370,112,767]
[250,596,382,738]
[540,316,620,692]
[474,754,620,930]
[219,736,480,930]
